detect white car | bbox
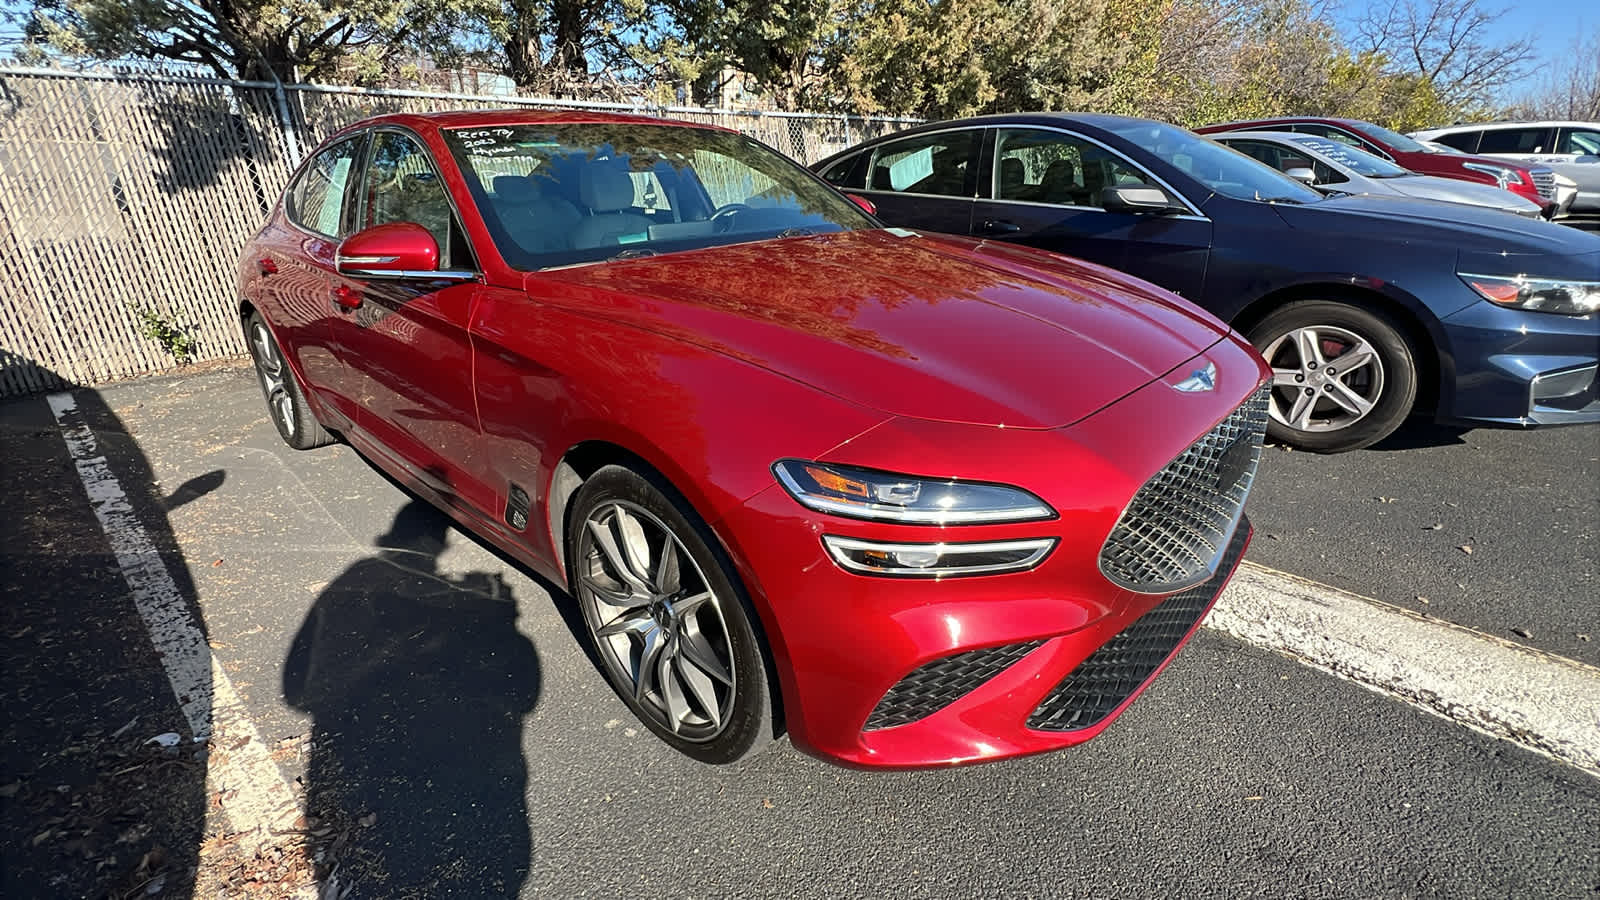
[1411,122,1599,218]
[1214,131,1544,217]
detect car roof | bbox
[328,108,736,139]
[1414,121,1599,134]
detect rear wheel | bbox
[567,464,773,763]
[245,311,332,450]
[1247,300,1418,453]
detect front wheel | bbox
[1247,300,1419,453]
[566,464,774,763]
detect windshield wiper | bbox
[609,248,658,261]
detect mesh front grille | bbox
[864,641,1045,731]
[1531,170,1555,201]
[1098,385,1267,593]
[1028,521,1249,732]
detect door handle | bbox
[979,219,1021,235]
[331,284,362,310]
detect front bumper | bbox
[1436,299,1600,426]
[713,336,1269,768]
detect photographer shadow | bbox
[283,500,540,897]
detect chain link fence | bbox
[0,66,921,398]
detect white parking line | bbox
[46,393,303,848]
[1209,562,1600,777]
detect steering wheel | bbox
[709,203,752,232]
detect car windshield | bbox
[1288,136,1411,177]
[1102,120,1323,204]
[1344,120,1428,153]
[442,123,874,269]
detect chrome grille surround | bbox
[1097,384,1268,594]
[1530,169,1556,201]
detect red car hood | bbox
[524,229,1229,429]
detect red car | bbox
[1196,117,1558,215]
[237,110,1270,768]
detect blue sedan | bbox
[813,113,1600,452]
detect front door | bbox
[970,127,1213,300]
[335,129,498,518]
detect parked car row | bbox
[814,113,1600,453]
[236,106,1596,771]
[1410,120,1600,222]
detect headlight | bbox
[822,536,1057,577]
[1460,273,1600,316]
[772,460,1054,524]
[1462,162,1523,189]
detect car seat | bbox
[1000,157,1025,198]
[491,175,580,254]
[572,166,653,249]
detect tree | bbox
[1351,0,1535,113]
[1512,28,1600,120]
[22,0,486,83]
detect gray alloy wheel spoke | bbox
[1286,389,1319,430]
[587,516,654,594]
[1271,367,1302,386]
[677,623,733,686]
[597,611,654,638]
[251,323,294,432]
[635,625,667,703]
[1325,379,1376,417]
[673,590,713,617]
[1294,327,1325,368]
[674,651,722,727]
[580,572,645,610]
[659,644,688,734]
[654,538,681,595]
[1332,341,1378,376]
[613,506,659,590]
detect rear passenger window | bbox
[1433,131,1480,153]
[868,131,979,197]
[818,153,865,189]
[287,137,363,237]
[1477,128,1552,154]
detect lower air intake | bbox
[864,640,1045,731]
[1029,519,1249,733]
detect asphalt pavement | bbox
[3,365,1598,898]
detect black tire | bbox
[1247,300,1419,453]
[244,311,333,450]
[566,464,774,764]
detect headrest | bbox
[494,175,538,203]
[1000,157,1024,186]
[579,166,636,211]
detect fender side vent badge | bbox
[505,483,531,531]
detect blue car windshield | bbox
[443,123,874,270]
[1102,120,1324,204]
[1288,136,1411,178]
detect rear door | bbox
[334,128,498,516]
[968,126,1213,300]
[854,128,981,235]
[266,133,368,429]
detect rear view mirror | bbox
[1099,184,1178,215]
[336,223,472,281]
[1284,167,1317,186]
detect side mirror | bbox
[1099,184,1178,215]
[1284,167,1317,186]
[336,223,471,281]
[845,193,877,215]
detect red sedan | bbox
[237,110,1270,768]
[1196,117,1558,215]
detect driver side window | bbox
[361,132,471,269]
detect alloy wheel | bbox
[1262,324,1386,433]
[576,500,737,741]
[249,320,296,435]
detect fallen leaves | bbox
[1458,545,1474,555]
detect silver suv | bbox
[1411,122,1599,220]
